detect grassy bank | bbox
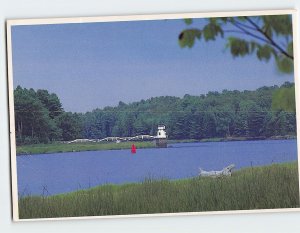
[19,162,299,219]
[16,141,155,155]
[17,136,296,155]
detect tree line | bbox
[14,82,296,145]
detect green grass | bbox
[17,137,297,155]
[16,141,155,155]
[19,162,300,219]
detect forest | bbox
[14,82,296,145]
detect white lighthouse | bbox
[156,125,167,138]
[155,125,168,147]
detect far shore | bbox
[169,135,296,144]
[16,135,297,156]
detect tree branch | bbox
[234,20,257,31]
[243,16,294,59]
[229,19,271,44]
[223,30,250,35]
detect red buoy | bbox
[131,144,136,154]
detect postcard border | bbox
[6,9,300,222]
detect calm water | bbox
[17,140,298,196]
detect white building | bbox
[156,125,167,139]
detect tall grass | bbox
[19,162,299,219]
[17,141,155,155]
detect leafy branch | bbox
[178,15,294,73]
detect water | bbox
[17,139,298,196]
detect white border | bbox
[6,9,300,222]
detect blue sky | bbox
[11,18,294,112]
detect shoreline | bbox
[20,160,299,198]
[170,135,296,144]
[18,162,299,219]
[16,135,297,156]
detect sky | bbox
[11,17,294,112]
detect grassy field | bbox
[18,162,299,219]
[16,141,155,155]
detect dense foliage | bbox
[14,82,296,145]
[179,15,294,73]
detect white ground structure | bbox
[65,125,168,144]
[199,164,235,178]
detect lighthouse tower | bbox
[155,125,168,148]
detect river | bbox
[17,139,298,196]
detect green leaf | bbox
[184,18,193,25]
[262,15,292,36]
[262,24,273,38]
[287,41,293,56]
[227,37,250,57]
[220,17,229,23]
[237,16,247,21]
[203,23,223,41]
[209,18,218,24]
[275,55,294,73]
[178,29,201,48]
[256,45,274,61]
